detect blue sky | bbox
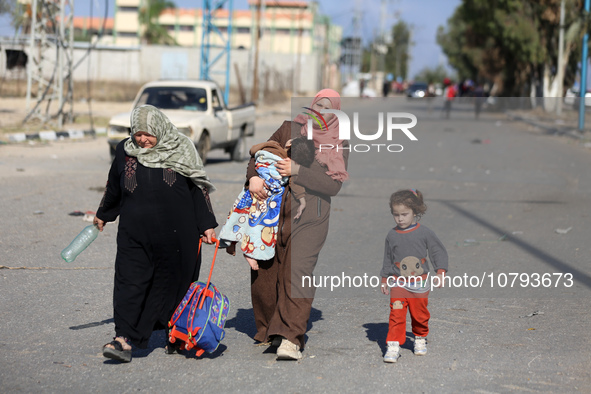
[0,0,461,78]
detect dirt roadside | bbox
[0,97,131,136]
[0,96,290,140]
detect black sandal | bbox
[103,338,132,363]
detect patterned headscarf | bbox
[124,105,215,192]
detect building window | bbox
[236,27,249,34]
[179,25,194,32]
[275,28,290,35]
[117,31,137,37]
[119,6,138,12]
[162,25,175,32]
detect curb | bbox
[255,110,291,118]
[6,128,107,143]
[505,111,589,141]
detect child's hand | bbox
[434,271,445,288]
[277,158,300,176]
[381,277,390,295]
[244,255,259,270]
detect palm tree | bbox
[1,0,27,35]
[139,0,177,45]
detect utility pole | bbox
[200,0,234,105]
[322,17,330,89]
[251,0,261,103]
[369,31,376,87]
[579,0,590,131]
[354,0,361,80]
[25,0,74,128]
[378,0,387,75]
[257,0,266,103]
[294,5,303,95]
[556,0,565,116]
[406,26,412,81]
[340,0,362,86]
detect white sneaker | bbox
[276,338,302,360]
[414,336,427,356]
[383,341,400,363]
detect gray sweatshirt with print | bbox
[380,223,448,278]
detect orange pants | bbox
[387,290,430,344]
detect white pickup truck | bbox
[107,80,255,162]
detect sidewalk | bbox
[0,97,291,143]
[505,106,591,146]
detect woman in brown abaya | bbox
[246,89,349,360]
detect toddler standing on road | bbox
[380,189,448,363]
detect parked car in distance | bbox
[564,87,591,108]
[107,80,256,163]
[406,82,429,98]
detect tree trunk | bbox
[542,63,558,112]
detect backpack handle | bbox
[197,237,220,309]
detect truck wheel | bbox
[197,132,210,164]
[231,134,247,162]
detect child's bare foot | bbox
[245,255,259,270]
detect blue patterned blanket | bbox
[219,150,288,260]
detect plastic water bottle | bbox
[61,225,99,262]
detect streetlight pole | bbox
[578,0,590,131]
[251,0,261,103]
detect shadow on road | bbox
[225,307,323,346]
[69,318,114,330]
[225,308,258,339]
[363,322,415,353]
[441,200,591,289]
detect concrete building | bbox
[101,0,341,62]
[1,0,343,97]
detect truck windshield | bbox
[136,87,208,111]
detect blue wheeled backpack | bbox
[168,238,230,356]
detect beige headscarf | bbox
[124,105,215,192]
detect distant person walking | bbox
[442,78,456,119]
[382,80,391,98]
[359,79,366,98]
[473,84,485,119]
